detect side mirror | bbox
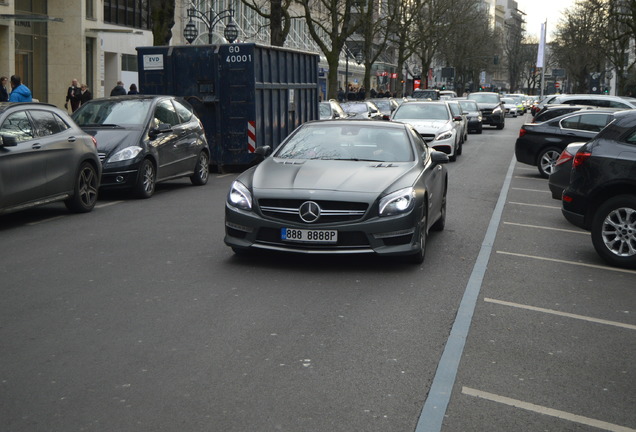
[0,134,18,148]
[430,150,449,165]
[253,145,272,164]
[149,123,172,139]
[453,115,463,121]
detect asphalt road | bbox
[1,114,634,432]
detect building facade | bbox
[0,0,152,107]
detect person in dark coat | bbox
[65,79,81,112]
[79,84,92,106]
[110,81,126,96]
[0,76,9,102]
[127,83,139,95]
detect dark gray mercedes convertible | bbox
[224,120,449,264]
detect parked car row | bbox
[515,102,636,269]
[1,96,210,216]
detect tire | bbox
[65,161,99,213]
[190,150,210,186]
[496,120,505,130]
[134,159,156,199]
[591,195,636,269]
[407,213,427,264]
[431,184,447,232]
[537,147,561,178]
[476,124,483,134]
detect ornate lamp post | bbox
[183,5,239,44]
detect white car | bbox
[501,97,520,117]
[390,101,462,161]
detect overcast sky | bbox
[518,0,577,41]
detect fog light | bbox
[115,176,124,183]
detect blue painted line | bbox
[415,155,517,432]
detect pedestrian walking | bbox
[65,78,81,112]
[0,76,9,102]
[110,81,126,96]
[8,75,32,102]
[128,83,139,95]
[79,84,92,106]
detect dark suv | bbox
[467,92,505,129]
[561,109,636,269]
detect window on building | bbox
[103,0,150,30]
[122,54,138,72]
[86,0,95,19]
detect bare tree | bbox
[296,0,363,100]
[150,0,176,45]
[240,0,296,46]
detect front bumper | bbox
[99,160,141,190]
[480,110,504,126]
[225,202,423,256]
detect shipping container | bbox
[136,43,320,171]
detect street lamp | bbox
[183,5,239,45]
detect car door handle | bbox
[67,136,77,142]
[32,143,42,149]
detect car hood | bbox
[474,102,500,109]
[251,158,416,194]
[81,127,144,154]
[397,119,451,134]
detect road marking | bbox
[217,174,233,178]
[503,221,589,235]
[509,201,561,209]
[514,173,544,178]
[462,387,636,432]
[95,200,124,209]
[415,155,517,432]
[511,187,551,193]
[27,216,65,226]
[484,298,636,331]
[496,251,636,275]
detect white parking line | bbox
[496,250,636,275]
[503,221,589,235]
[217,174,233,178]
[27,216,65,226]
[511,187,551,193]
[509,201,561,209]
[95,200,124,209]
[514,174,544,178]
[484,298,636,331]
[462,387,636,432]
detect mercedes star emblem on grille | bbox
[299,201,321,223]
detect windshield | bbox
[341,103,368,114]
[468,93,500,104]
[393,103,450,120]
[458,101,478,111]
[274,124,414,162]
[73,99,153,126]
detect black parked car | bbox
[561,109,636,269]
[455,98,483,134]
[532,104,598,123]
[466,92,505,130]
[0,102,101,215]
[72,96,209,198]
[548,142,586,200]
[515,108,621,177]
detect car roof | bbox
[305,119,409,130]
[0,101,59,113]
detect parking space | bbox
[443,161,636,431]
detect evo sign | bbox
[143,54,164,71]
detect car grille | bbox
[258,199,368,224]
[480,108,493,115]
[420,133,435,142]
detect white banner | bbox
[536,22,546,68]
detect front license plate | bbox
[281,228,338,243]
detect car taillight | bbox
[572,151,591,168]
[518,128,527,138]
[91,136,98,147]
[555,150,574,167]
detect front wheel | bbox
[591,195,636,269]
[65,161,99,213]
[134,159,156,199]
[190,150,209,186]
[407,212,427,264]
[537,147,561,178]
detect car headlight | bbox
[436,130,453,141]
[493,106,502,114]
[379,187,415,217]
[107,146,143,163]
[228,181,252,210]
